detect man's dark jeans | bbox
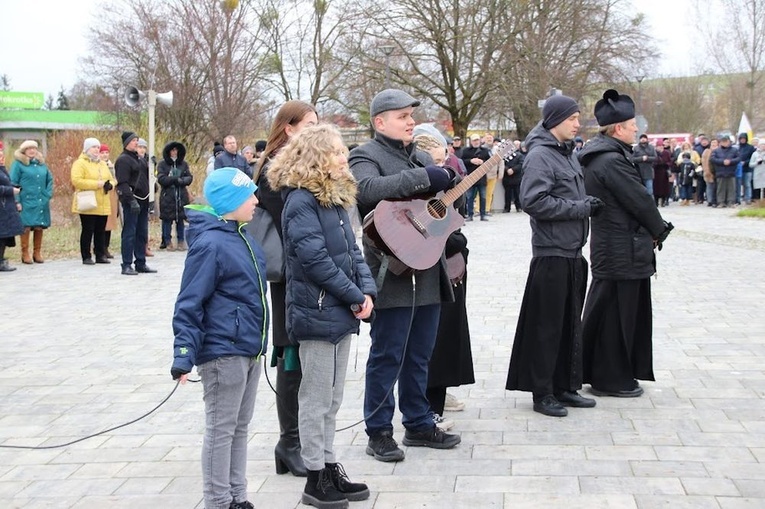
[364,304,440,435]
[121,198,149,269]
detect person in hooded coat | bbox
[269,123,375,509]
[505,95,602,418]
[171,167,267,509]
[157,141,193,251]
[10,140,53,264]
[577,89,674,398]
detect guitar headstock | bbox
[495,140,516,161]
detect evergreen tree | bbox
[56,86,70,110]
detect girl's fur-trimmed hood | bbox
[267,164,357,209]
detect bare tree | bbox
[336,0,519,136]
[254,0,370,105]
[496,0,655,137]
[81,0,270,154]
[699,0,765,123]
[638,75,715,134]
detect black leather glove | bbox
[447,171,462,190]
[103,181,113,192]
[656,221,674,250]
[425,165,452,193]
[586,196,605,216]
[171,367,190,381]
[128,199,140,215]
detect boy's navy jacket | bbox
[281,187,377,345]
[172,206,269,373]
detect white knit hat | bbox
[83,138,101,153]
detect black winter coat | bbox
[281,187,377,345]
[115,149,150,203]
[157,142,193,222]
[255,158,290,347]
[520,122,591,258]
[502,150,525,185]
[577,135,667,280]
[460,145,491,185]
[632,142,657,181]
[0,165,23,239]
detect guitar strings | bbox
[412,144,511,224]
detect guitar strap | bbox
[376,255,389,292]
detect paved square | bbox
[0,203,763,508]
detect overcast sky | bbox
[0,0,700,99]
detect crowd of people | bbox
[0,85,745,509]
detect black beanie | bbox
[542,95,580,129]
[212,141,224,156]
[255,139,267,152]
[121,131,138,148]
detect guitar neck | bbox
[442,153,504,206]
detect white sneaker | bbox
[433,413,454,431]
[444,392,465,412]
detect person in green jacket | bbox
[10,140,53,264]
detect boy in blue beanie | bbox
[171,167,269,509]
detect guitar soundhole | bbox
[427,199,447,219]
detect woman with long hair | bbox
[254,100,318,477]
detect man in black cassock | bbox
[505,95,604,417]
[577,90,673,398]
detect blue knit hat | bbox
[204,167,258,217]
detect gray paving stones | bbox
[0,203,763,507]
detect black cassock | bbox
[506,256,588,396]
[581,278,655,392]
[428,233,475,391]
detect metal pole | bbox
[147,90,157,208]
[381,45,394,89]
[635,75,645,116]
[385,55,391,89]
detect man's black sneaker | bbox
[366,430,405,462]
[555,390,596,408]
[402,426,461,449]
[326,462,369,501]
[229,501,254,509]
[533,395,568,417]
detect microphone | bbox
[351,303,375,323]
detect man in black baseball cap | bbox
[577,90,672,399]
[349,90,461,461]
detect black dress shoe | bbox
[121,266,138,276]
[95,257,111,264]
[135,265,158,273]
[555,390,596,408]
[532,395,567,417]
[82,258,95,265]
[590,386,644,398]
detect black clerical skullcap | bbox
[542,95,580,129]
[594,89,635,126]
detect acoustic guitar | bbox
[363,140,515,271]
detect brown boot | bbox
[32,228,44,263]
[20,229,32,264]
